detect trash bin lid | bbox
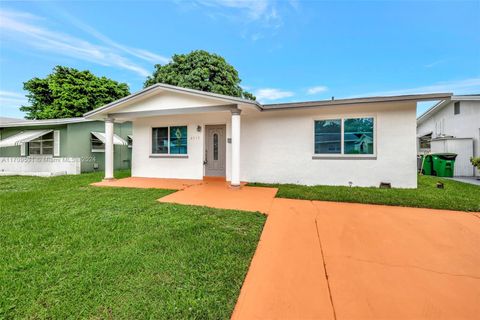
[431,153,457,160]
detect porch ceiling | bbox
[109,104,240,121]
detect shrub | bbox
[470,157,480,170]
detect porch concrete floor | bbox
[158,179,278,212]
[92,177,480,319]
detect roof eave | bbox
[0,117,93,128]
[84,83,262,119]
[263,93,452,111]
[416,99,452,124]
[417,93,480,124]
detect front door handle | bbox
[204,149,207,165]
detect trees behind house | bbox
[20,51,253,119]
[21,66,130,119]
[144,50,255,100]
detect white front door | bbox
[204,125,226,177]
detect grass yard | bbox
[0,171,266,319]
[252,175,480,212]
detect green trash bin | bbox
[421,155,433,175]
[431,153,457,177]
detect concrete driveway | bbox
[232,200,480,320]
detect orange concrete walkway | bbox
[93,177,278,212]
[233,200,480,320]
[158,179,278,212]
[92,177,480,319]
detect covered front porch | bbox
[84,83,261,187]
[92,176,278,213]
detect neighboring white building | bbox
[417,95,480,177]
[85,83,451,188]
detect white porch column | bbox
[104,117,115,180]
[231,108,241,187]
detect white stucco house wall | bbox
[85,83,451,188]
[417,95,480,177]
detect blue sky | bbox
[0,0,479,118]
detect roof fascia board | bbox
[0,117,94,128]
[451,95,480,101]
[263,93,452,111]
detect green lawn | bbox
[0,171,265,319]
[252,175,480,212]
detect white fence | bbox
[0,157,81,176]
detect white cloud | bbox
[193,0,284,30]
[61,13,170,65]
[196,0,270,20]
[307,85,328,95]
[424,59,446,68]
[288,0,300,10]
[0,9,168,77]
[0,91,28,118]
[0,91,25,98]
[0,90,27,105]
[255,88,294,101]
[351,78,480,97]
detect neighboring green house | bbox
[0,117,131,176]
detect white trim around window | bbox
[312,115,377,159]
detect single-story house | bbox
[84,83,450,188]
[0,117,132,176]
[417,95,480,177]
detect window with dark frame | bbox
[454,101,460,115]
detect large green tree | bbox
[144,50,255,100]
[21,66,130,119]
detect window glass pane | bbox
[314,120,341,154]
[454,102,460,115]
[42,140,53,148]
[29,141,41,148]
[92,142,105,150]
[213,133,218,160]
[344,118,374,154]
[91,134,105,150]
[29,147,40,155]
[43,132,54,140]
[42,147,53,155]
[152,127,168,154]
[169,126,187,154]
